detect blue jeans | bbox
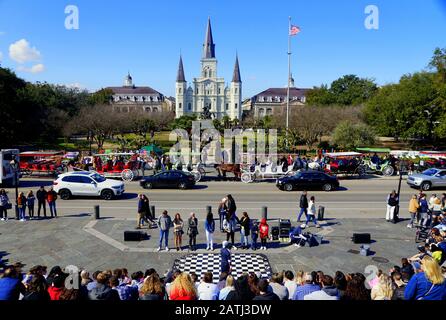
[18,207,26,220]
[48,202,57,217]
[159,229,169,248]
[240,229,249,247]
[251,235,258,249]
[298,208,307,221]
[305,214,318,226]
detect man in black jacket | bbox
[253,279,280,301]
[36,186,47,219]
[297,191,308,222]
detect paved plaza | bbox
[0,211,417,276]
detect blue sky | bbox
[0,0,445,98]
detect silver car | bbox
[407,168,446,191]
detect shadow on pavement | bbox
[18,180,54,188]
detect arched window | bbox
[153,107,158,112]
[179,103,182,109]
[188,103,192,111]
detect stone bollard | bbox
[94,205,100,220]
[262,206,268,221]
[150,205,156,220]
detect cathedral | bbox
[175,18,242,120]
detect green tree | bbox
[306,75,378,106]
[364,72,438,141]
[168,114,197,131]
[89,88,113,105]
[305,85,334,105]
[332,121,376,150]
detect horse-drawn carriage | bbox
[356,148,396,176]
[240,162,295,183]
[19,151,65,177]
[79,153,145,182]
[322,152,366,178]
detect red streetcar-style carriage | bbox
[88,153,144,182]
[19,151,65,177]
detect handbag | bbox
[5,203,12,210]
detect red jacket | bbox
[259,219,269,239]
[47,191,57,203]
[169,287,197,301]
[48,287,63,300]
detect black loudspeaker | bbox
[271,226,280,240]
[279,219,291,238]
[352,233,371,244]
[124,231,145,241]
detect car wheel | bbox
[101,189,114,200]
[322,183,333,192]
[143,182,153,189]
[421,182,431,191]
[178,182,187,190]
[284,183,293,192]
[59,189,71,200]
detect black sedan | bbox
[276,170,339,192]
[140,170,196,190]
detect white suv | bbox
[53,171,125,200]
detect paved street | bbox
[0,174,438,277]
[5,175,445,220]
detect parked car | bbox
[407,168,446,191]
[53,171,125,200]
[276,170,339,192]
[140,170,196,190]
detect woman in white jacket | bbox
[303,196,321,228]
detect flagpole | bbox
[286,16,292,149]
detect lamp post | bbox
[9,156,19,220]
[394,159,407,224]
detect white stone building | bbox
[107,73,168,113]
[175,18,242,120]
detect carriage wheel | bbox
[382,166,395,176]
[121,169,134,182]
[198,167,206,177]
[357,166,366,178]
[241,172,252,184]
[193,171,202,182]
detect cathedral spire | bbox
[203,17,216,59]
[232,54,241,83]
[176,55,186,82]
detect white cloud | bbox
[17,63,45,74]
[65,83,85,90]
[0,31,5,36]
[9,39,42,64]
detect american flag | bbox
[290,25,301,36]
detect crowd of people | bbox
[1,253,446,301]
[0,186,58,221]
[134,193,273,252]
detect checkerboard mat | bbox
[172,253,272,283]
